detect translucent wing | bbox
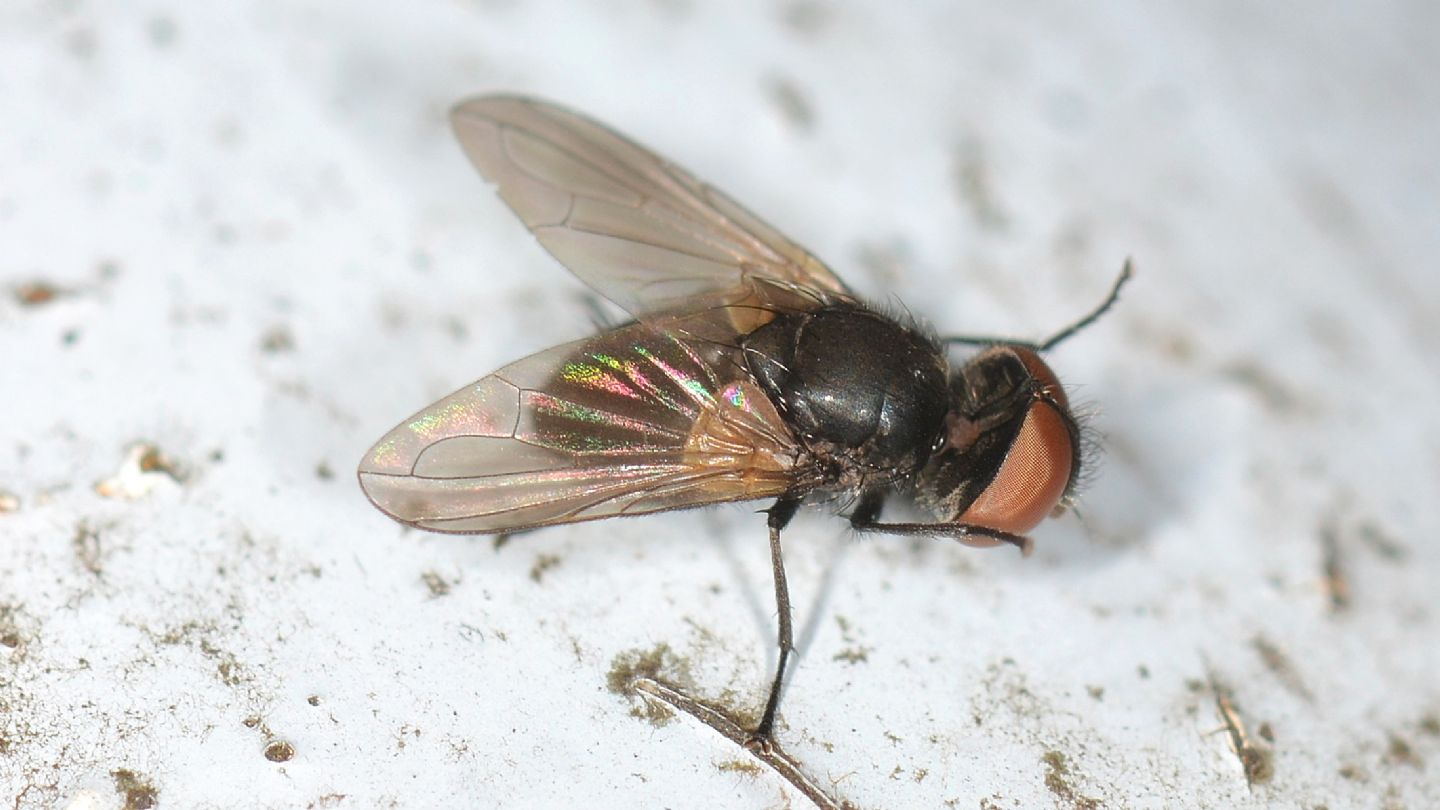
[450,95,852,329]
[357,315,801,533]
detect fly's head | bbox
[915,345,1081,541]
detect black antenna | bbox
[940,259,1134,350]
[1038,258,1133,351]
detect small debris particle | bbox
[717,758,763,776]
[314,461,334,480]
[607,644,695,727]
[73,522,103,575]
[1386,733,1421,767]
[421,570,451,597]
[607,644,677,695]
[781,0,830,36]
[952,137,1009,232]
[1137,664,1150,679]
[307,695,321,706]
[1220,361,1301,414]
[1419,714,1440,736]
[832,647,869,664]
[1252,635,1312,701]
[14,280,65,307]
[264,740,296,762]
[111,769,158,810]
[530,553,561,583]
[765,74,814,131]
[1337,764,1365,781]
[260,325,295,353]
[1357,520,1407,561]
[243,716,261,728]
[1320,523,1351,611]
[1213,682,1274,786]
[1258,722,1275,742]
[1086,685,1105,701]
[1041,750,1100,809]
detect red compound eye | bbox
[957,347,1074,537]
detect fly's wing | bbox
[450,95,852,331]
[357,315,800,533]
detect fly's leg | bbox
[749,496,801,750]
[849,491,1033,556]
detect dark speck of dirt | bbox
[1357,520,1407,561]
[264,740,296,762]
[530,553,561,583]
[260,325,295,353]
[1041,751,1100,810]
[764,74,814,131]
[14,280,66,307]
[1219,360,1302,414]
[952,137,1009,232]
[607,644,693,727]
[307,695,321,706]
[717,758,763,776]
[421,570,451,597]
[781,0,831,36]
[73,522,103,575]
[1337,763,1365,782]
[1251,635,1312,701]
[607,644,674,694]
[1419,714,1440,736]
[314,461,334,481]
[111,769,158,810]
[1386,733,1421,767]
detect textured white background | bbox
[3,2,1438,808]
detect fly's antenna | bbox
[1038,258,1133,352]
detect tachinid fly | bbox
[358,95,1130,746]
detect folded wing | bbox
[450,95,852,329]
[358,316,801,533]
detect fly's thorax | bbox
[743,304,949,479]
[916,344,1080,536]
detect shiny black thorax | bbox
[743,304,949,480]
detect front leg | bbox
[849,491,1034,556]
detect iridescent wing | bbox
[450,95,852,331]
[357,314,801,533]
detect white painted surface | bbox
[3,2,1437,807]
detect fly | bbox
[357,95,1130,748]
